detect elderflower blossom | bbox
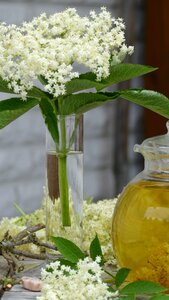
[0,8,133,99]
[45,192,117,262]
[0,208,46,254]
[37,257,116,300]
[0,197,117,261]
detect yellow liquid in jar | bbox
[112,179,169,286]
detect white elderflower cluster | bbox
[37,257,116,300]
[0,197,117,260]
[83,199,117,263]
[0,208,46,254]
[46,195,117,262]
[0,8,133,99]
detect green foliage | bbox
[120,281,167,295]
[58,258,77,270]
[0,63,169,299]
[96,63,157,91]
[50,235,169,300]
[0,97,38,129]
[120,89,169,119]
[89,234,104,265]
[27,86,51,99]
[60,92,119,115]
[38,75,48,86]
[65,64,157,94]
[0,76,16,94]
[51,236,85,263]
[0,75,50,98]
[65,74,100,94]
[115,268,130,288]
[149,295,169,300]
[39,97,59,144]
[0,63,168,136]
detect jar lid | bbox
[134,121,169,155]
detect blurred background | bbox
[0,0,168,217]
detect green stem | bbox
[104,269,115,278]
[57,116,71,227]
[58,155,71,226]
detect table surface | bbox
[0,257,44,300]
[2,284,40,300]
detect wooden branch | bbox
[14,224,45,241]
[30,236,56,250]
[10,249,47,260]
[0,223,57,277]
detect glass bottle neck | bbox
[143,155,169,181]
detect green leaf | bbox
[107,286,116,293]
[149,295,169,300]
[0,76,15,94]
[65,64,157,94]
[96,64,157,91]
[27,86,50,99]
[58,258,77,269]
[120,281,167,295]
[65,73,100,94]
[89,234,104,265]
[119,89,169,119]
[39,97,59,144]
[0,76,49,100]
[115,268,130,288]
[51,236,85,263]
[38,75,48,86]
[0,97,38,129]
[60,92,119,115]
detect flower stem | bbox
[57,116,71,227]
[58,155,71,226]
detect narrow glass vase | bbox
[46,114,83,255]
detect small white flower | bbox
[0,7,133,99]
[39,256,113,300]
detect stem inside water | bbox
[58,154,71,226]
[57,116,71,227]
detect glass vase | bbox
[46,114,83,256]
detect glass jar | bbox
[46,114,83,256]
[112,121,169,287]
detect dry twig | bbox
[0,223,57,276]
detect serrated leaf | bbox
[89,234,104,265]
[0,97,38,128]
[65,64,157,94]
[119,89,169,118]
[120,281,167,295]
[51,236,85,263]
[115,268,130,288]
[60,92,119,115]
[96,64,157,91]
[39,97,59,144]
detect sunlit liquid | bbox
[112,180,169,278]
